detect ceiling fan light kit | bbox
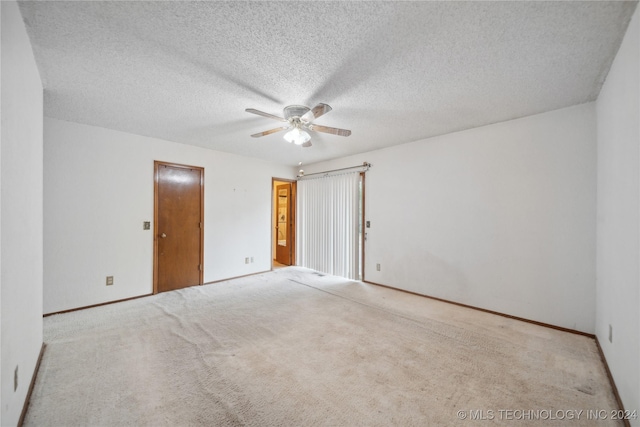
[246,103,351,148]
[283,127,311,145]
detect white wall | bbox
[596,5,640,422]
[1,1,44,425]
[303,103,597,334]
[44,118,293,314]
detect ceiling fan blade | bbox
[301,103,332,122]
[308,124,351,137]
[245,108,287,122]
[302,141,312,148]
[250,126,289,138]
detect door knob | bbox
[161,233,167,238]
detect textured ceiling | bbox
[18,1,637,167]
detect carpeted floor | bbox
[25,267,622,426]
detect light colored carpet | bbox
[25,267,621,426]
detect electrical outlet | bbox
[14,365,18,392]
[609,324,613,343]
[245,257,249,264]
[106,276,114,286]
[376,263,381,271]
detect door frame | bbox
[360,172,366,282]
[153,161,205,294]
[271,178,296,267]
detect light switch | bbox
[143,221,151,230]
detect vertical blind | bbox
[297,171,360,280]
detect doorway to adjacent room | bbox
[272,179,296,268]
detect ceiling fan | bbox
[245,103,351,148]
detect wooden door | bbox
[275,183,292,265]
[154,162,204,293]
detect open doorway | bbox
[272,178,296,269]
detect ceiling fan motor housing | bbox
[284,105,311,122]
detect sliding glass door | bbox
[297,172,363,280]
